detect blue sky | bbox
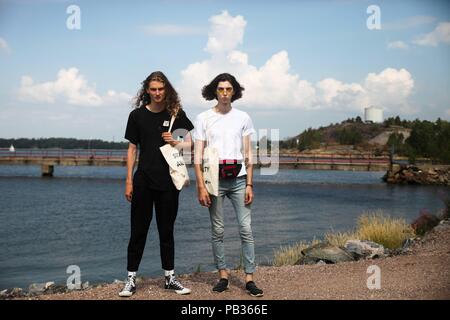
[0,0,449,141]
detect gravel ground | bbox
[17,224,450,300]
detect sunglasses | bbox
[216,87,233,94]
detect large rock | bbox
[383,165,450,185]
[344,240,385,260]
[28,281,68,296]
[44,281,55,290]
[295,243,355,265]
[296,255,322,265]
[433,219,450,232]
[28,283,47,295]
[44,284,67,294]
[82,281,90,290]
[0,288,24,299]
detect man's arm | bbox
[162,131,193,150]
[243,135,254,205]
[194,139,211,207]
[125,142,137,202]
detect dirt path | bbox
[21,225,450,300]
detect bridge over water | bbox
[0,148,392,177]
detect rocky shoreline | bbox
[0,277,141,300]
[383,165,450,185]
[3,219,449,300]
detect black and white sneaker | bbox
[165,275,191,295]
[245,281,263,297]
[119,275,136,297]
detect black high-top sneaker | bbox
[119,275,136,297]
[164,275,191,295]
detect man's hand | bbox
[162,132,179,147]
[125,180,133,202]
[198,187,211,207]
[245,185,253,205]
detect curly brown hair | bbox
[201,73,244,102]
[133,71,182,116]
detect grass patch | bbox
[272,210,415,266]
[324,231,358,247]
[272,239,321,267]
[356,210,415,249]
[324,211,415,249]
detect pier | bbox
[0,148,392,177]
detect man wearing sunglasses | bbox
[193,73,264,297]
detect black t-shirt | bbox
[124,107,194,191]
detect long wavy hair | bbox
[133,71,182,116]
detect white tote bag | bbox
[202,146,219,196]
[202,131,219,197]
[160,115,190,190]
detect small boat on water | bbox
[9,144,15,152]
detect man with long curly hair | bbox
[119,71,193,297]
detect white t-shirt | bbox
[194,107,256,177]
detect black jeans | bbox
[127,182,179,272]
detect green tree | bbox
[406,120,438,158]
[387,132,405,154]
[436,119,450,163]
[404,119,450,163]
[298,128,322,151]
[336,127,362,145]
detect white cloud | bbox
[446,109,450,117]
[365,68,416,113]
[316,78,367,111]
[178,11,416,114]
[387,41,409,50]
[142,24,205,36]
[205,11,246,54]
[18,68,132,107]
[413,22,450,47]
[0,37,12,54]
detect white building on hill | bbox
[364,106,383,123]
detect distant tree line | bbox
[280,117,375,151]
[383,116,411,128]
[279,116,450,164]
[2,117,449,163]
[394,118,450,164]
[0,138,128,149]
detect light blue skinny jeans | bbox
[208,176,256,274]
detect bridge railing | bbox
[0,148,391,164]
[259,153,390,164]
[0,148,127,160]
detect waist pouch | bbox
[219,160,242,179]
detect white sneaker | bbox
[164,275,191,295]
[118,275,136,297]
